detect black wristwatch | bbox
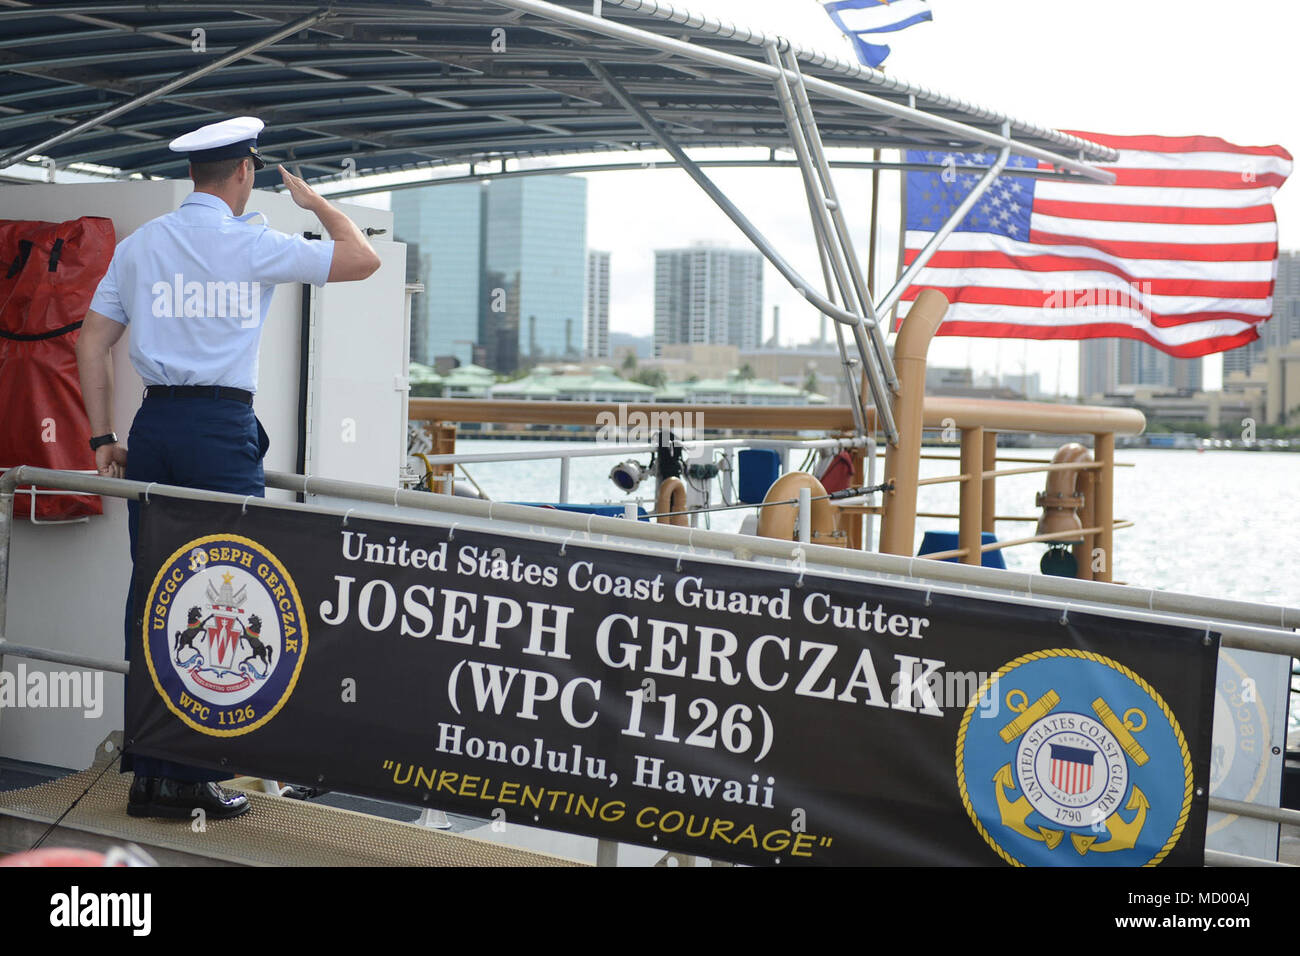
[89,433,118,451]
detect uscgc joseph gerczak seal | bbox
[142,534,307,736]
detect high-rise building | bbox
[653,245,762,356]
[1078,338,1202,398]
[1078,339,1111,399]
[403,237,427,364]
[393,175,588,373]
[1223,250,1300,377]
[482,176,587,372]
[585,250,611,359]
[391,182,484,367]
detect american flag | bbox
[900,134,1294,357]
[1048,743,1095,796]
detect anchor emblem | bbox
[985,684,1152,856]
[956,650,1194,867]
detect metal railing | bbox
[4,463,1296,647]
[406,433,872,514]
[885,437,1133,566]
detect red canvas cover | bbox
[818,449,856,494]
[0,216,115,520]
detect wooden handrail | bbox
[921,520,1134,561]
[838,508,1043,522]
[981,461,1105,479]
[923,397,1145,435]
[915,460,1112,486]
[917,473,967,486]
[409,399,864,431]
[918,454,1135,468]
[410,397,1145,437]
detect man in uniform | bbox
[76,116,381,820]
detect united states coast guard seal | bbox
[956,649,1193,866]
[142,534,307,736]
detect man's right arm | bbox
[278,166,381,282]
[76,309,128,478]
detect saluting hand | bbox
[279,165,328,213]
[279,164,380,281]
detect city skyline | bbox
[392,170,1296,395]
[1079,340,1203,401]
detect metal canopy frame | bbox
[1,0,1118,184]
[0,0,1119,442]
[766,42,893,441]
[310,156,1095,201]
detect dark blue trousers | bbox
[122,393,269,781]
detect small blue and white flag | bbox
[820,0,933,69]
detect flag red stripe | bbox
[1102,168,1288,189]
[1032,198,1278,226]
[1062,131,1294,159]
[900,285,1267,328]
[901,251,1275,299]
[926,320,1260,358]
[1029,230,1277,263]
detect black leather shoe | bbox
[128,778,250,820]
[126,775,157,816]
[281,784,330,801]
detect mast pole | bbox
[895,148,908,331]
[863,147,880,416]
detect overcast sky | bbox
[580,0,1298,394]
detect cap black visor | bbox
[187,138,264,170]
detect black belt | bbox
[144,385,253,405]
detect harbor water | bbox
[453,440,1298,608]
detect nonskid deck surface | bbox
[0,766,582,867]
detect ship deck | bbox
[0,741,581,867]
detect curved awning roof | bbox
[0,0,1118,186]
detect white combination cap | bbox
[169,116,265,169]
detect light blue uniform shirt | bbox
[90,191,334,393]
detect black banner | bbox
[127,497,1217,866]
